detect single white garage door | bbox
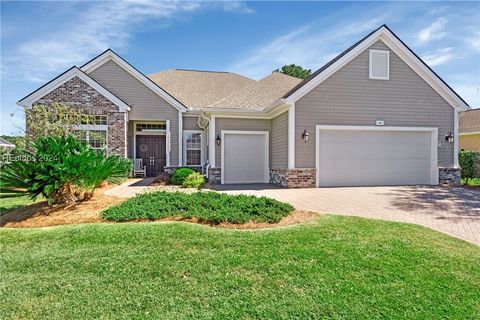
[222,131,269,184]
[317,128,435,187]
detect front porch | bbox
[127,120,206,177]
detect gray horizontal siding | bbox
[183,116,201,130]
[271,111,288,168]
[295,40,454,168]
[89,60,180,166]
[215,118,271,166]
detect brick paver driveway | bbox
[219,186,480,245]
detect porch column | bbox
[208,116,216,167]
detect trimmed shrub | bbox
[459,150,478,183]
[182,172,205,189]
[101,191,294,224]
[171,167,195,185]
[0,135,131,204]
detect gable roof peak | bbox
[283,24,469,111]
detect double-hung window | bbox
[74,115,108,153]
[183,130,203,166]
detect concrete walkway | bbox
[105,178,157,198]
[219,185,480,245]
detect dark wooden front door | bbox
[136,135,166,177]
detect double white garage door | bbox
[316,127,437,187]
[220,127,437,186]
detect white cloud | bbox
[5,0,253,83]
[464,30,480,53]
[222,1,255,14]
[227,17,387,79]
[417,17,447,44]
[421,47,453,66]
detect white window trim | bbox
[183,130,204,167]
[315,125,439,187]
[220,130,270,184]
[132,121,169,167]
[134,121,167,135]
[369,49,390,80]
[73,124,108,153]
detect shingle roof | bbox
[205,72,302,111]
[459,109,480,133]
[148,69,255,110]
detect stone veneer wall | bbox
[31,76,126,157]
[208,168,221,184]
[270,168,316,188]
[438,167,461,186]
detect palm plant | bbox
[0,135,131,205]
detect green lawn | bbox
[462,177,480,186]
[1,216,479,319]
[0,195,35,215]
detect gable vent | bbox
[369,49,390,80]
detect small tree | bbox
[26,103,93,141]
[459,150,477,183]
[275,64,312,79]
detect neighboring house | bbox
[0,137,15,149]
[18,25,470,187]
[459,109,480,152]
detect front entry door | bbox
[136,135,166,176]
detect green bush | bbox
[0,135,132,205]
[459,150,478,183]
[171,167,195,185]
[182,172,205,189]
[101,191,294,224]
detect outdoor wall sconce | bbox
[301,129,310,143]
[216,134,221,146]
[445,131,454,144]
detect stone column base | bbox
[438,167,461,186]
[270,168,316,188]
[208,168,221,184]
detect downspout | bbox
[198,112,210,176]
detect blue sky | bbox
[1,1,479,135]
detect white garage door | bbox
[222,131,269,184]
[317,128,435,187]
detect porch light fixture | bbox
[301,129,310,143]
[445,131,454,144]
[216,134,221,146]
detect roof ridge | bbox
[148,68,255,83]
[174,68,230,73]
[270,70,303,81]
